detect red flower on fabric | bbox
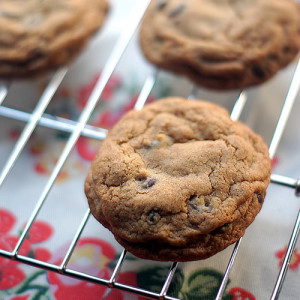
[21,221,53,263]
[0,260,26,290]
[276,247,300,271]
[8,129,21,140]
[229,287,256,300]
[78,73,121,109]
[76,137,102,161]
[0,208,54,294]
[75,106,119,161]
[0,236,31,257]
[48,238,139,300]
[0,210,31,291]
[96,110,121,129]
[34,161,48,174]
[29,140,47,156]
[93,92,155,130]
[0,209,15,234]
[271,156,279,170]
[0,236,31,290]
[33,247,52,262]
[105,272,139,299]
[24,220,53,244]
[10,295,30,300]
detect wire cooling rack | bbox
[0,1,300,299]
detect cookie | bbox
[85,98,271,261]
[139,0,300,90]
[0,0,109,78]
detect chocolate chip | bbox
[137,177,157,189]
[283,46,290,54]
[144,140,161,149]
[251,65,265,79]
[26,15,42,26]
[188,195,198,210]
[145,178,156,188]
[0,11,18,19]
[147,209,160,224]
[268,54,278,61]
[136,176,146,182]
[257,193,264,204]
[156,0,168,10]
[188,195,212,211]
[211,223,230,235]
[169,3,186,18]
[189,195,197,201]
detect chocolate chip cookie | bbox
[85,98,271,261]
[0,0,109,78]
[140,0,300,90]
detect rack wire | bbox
[0,1,300,299]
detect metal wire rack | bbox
[0,1,300,299]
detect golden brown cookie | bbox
[0,0,109,78]
[85,98,271,261]
[140,0,300,90]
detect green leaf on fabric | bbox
[15,270,46,294]
[31,286,49,300]
[180,268,230,300]
[108,252,138,269]
[223,293,233,300]
[137,266,184,297]
[125,252,139,261]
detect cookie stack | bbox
[140,0,300,89]
[0,0,109,78]
[85,98,271,261]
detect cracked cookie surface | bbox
[0,0,109,78]
[140,0,300,90]
[85,98,271,261]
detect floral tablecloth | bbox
[0,1,300,299]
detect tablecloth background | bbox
[0,1,300,299]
